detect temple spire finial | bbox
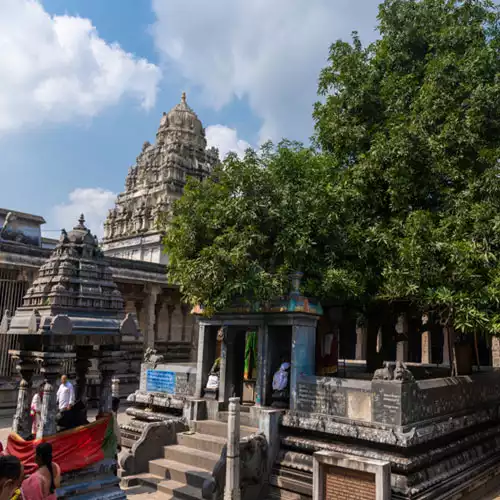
[75,213,86,230]
[181,91,186,104]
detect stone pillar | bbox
[396,314,409,362]
[144,285,161,347]
[74,346,92,406]
[37,352,68,439]
[290,323,316,410]
[254,323,266,407]
[218,327,229,403]
[10,351,37,438]
[195,323,208,398]
[355,325,367,360]
[492,336,500,367]
[421,315,432,365]
[443,326,451,365]
[224,397,241,500]
[97,350,126,414]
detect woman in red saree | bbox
[20,443,60,500]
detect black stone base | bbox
[277,418,500,499]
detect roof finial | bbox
[76,213,86,229]
[181,91,186,104]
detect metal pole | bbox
[224,397,241,500]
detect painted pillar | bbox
[290,323,316,410]
[224,397,241,500]
[11,352,37,438]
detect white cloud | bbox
[152,0,379,144]
[0,0,161,132]
[206,125,251,159]
[48,188,117,240]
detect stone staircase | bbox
[123,419,257,499]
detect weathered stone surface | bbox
[102,93,219,264]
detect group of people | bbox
[0,443,60,500]
[30,375,75,437]
[0,374,122,499]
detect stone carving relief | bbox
[102,93,219,248]
[373,361,415,383]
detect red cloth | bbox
[6,415,112,475]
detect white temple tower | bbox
[102,93,219,263]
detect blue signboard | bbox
[146,370,176,394]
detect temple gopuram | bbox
[102,92,218,265]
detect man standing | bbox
[56,375,74,413]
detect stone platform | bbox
[271,370,500,500]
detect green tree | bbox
[161,142,365,315]
[314,0,500,366]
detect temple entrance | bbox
[223,328,257,405]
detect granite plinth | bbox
[278,371,500,499]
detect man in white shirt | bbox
[56,374,74,412]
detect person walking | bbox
[20,443,60,500]
[0,456,23,500]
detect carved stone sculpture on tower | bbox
[102,92,219,264]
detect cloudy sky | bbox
[0,0,380,237]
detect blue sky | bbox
[0,0,379,237]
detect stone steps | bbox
[164,444,221,471]
[191,419,256,439]
[218,410,255,427]
[177,432,226,455]
[149,458,212,488]
[122,419,258,499]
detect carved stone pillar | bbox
[492,336,500,367]
[396,314,409,362]
[36,352,70,439]
[74,346,93,407]
[421,314,432,364]
[98,350,126,414]
[10,351,37,439]
[144,285,161,347]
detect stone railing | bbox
[284,369,500,448]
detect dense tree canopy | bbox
[162,142,367,315]
[163,0,500,339]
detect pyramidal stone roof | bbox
[0,215,138,343]
[102,92,219,246]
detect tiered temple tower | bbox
[102,93,219,264]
